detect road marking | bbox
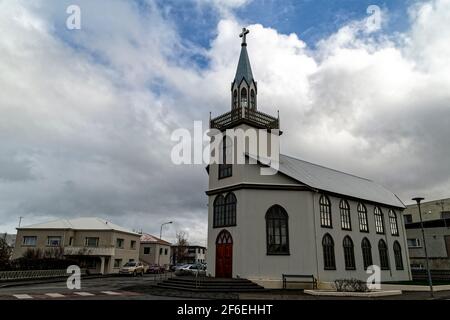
[74,292,95,296]
[45,293,65,298]
[13,294,33,300]
[101,291,121,295]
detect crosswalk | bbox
[9,290,139,300]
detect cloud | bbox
[0,0,449,246]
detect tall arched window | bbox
[320,195,332,228]
[250,89,256,109]
[378,239,390,270]
[322,234,336,270]
[389,210,399,236]
[224,193,237,226]
[393,241,404,270]
[343,236,356,270]
[358,203,369,232]
[213,195,225,228]
[266,205,289,255]
[374,207,385,234]
[361,238,373,270]
[233,89,237,109]
[340,200,351,230]
[241,88,248,108]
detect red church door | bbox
[215,230,233,278]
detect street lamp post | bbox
[412,197,434,298]
[158,221,173,267]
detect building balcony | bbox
[64,246,115,257]
[210,107,279,131]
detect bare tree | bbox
[173,231,189,265]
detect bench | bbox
[282,274,317,289]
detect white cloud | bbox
[0,0,449,246]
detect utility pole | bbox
[413,197,434,298]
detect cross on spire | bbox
[239,27,250,46]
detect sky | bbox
[0,0,449,245]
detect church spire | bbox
[231,27,257,110]
[233,28,254,86]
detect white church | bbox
[205,28,411,288]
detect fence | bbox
[0,269,86,281]
[412,270,450,281]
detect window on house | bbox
[319,195,332,228]
[322,234,336,270]
[165,248,168,255]
[219,136,232,179]
[69,237,74,246]
[374,207,385,234]
[85,237,99,247]
[213,195,225,227]
[407,238,421,248]
[393,241,404,270]
[144,247,150,255]
[131,240,136,249]
[266,205,289,255]
[389,210,399,236]
[358,203,369,232]
[404,214,413,224]
[160,248,163,255]
[340,199,351,230]
[378,239,390,270]
[441,211,450,219]
[214,193,237,227]
[250,89,255,109]
[241,87,247,108]
[47,236,62,247]
[116,238,124,248]
[361,238,373,270]
[23,236,37,246]
[114,259,122,268]
[343,236,356,270]
[233,89,238,109]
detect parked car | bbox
[119,261,145,276]
[147,264,165,274]
[175,264,206,276]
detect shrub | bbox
[334,278,369,292]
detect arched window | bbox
[266,205,289,255]
[340,200,351,230]
[224,193,237,226]
[250,89,256,109]
[322,234,336,270]
[393,241,404,270]
[320,195,332,228]
[358,203,369,232]
[213,195,225,228]
[378,239,390,270]
[374,207,385,234]
[343,236,356,270]
[233,90,237,109]
[241,88,248,108]
[389,210,399,236]
[361,238,373,270]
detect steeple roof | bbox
[233,44,254,85]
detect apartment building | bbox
[13,217,140,274]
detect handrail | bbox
[210,107,279,130]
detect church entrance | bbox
[215,230,233,278]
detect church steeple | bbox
[231,28,257,110]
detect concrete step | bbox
[156,277,265,292]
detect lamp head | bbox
[412,197,425,204]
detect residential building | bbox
[139,233,171,267]
[171,245,207,265]
[403,197,450,224]
[12,217,140,274]
[405,218,450,270]
[205,28,411,288]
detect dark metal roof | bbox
[233,45,254,85]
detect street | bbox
[0,274,185,300]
